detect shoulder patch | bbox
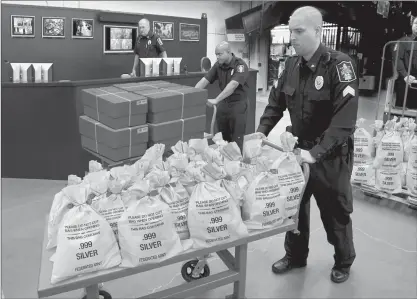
[236,65,245,73]
[157,37,163,46]
[336,61,356,83]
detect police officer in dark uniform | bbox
[256,6,358,283]
[195,41,249,151]
[393,17,417,109]
[131,18,167,77]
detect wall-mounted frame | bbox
[42,17,65,38]
[153,21,174,40]
[179,23,200,42]
[11,15,35,38]
[103,25,138,54]
[72,18,94,39]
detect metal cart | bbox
[38,139,311,299]
[352,39,417,210]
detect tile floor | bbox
[2,90,417,299]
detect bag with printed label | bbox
[83,170,110,201]
[47,185,79,250]
[91,179,127,241]
[188,138,209,161]
[401,162,407,187]
[178,161,207,196]
[219,142,243,162]
[371,120,385,157]
[203,147,225,166]
[187,166,248,248]
[374,118,404,169]
[68,175,82,186]
[166,152,189,177]
[123,180,150,209]
[89,160,104,173]
[134,144,165,176]
[159,181,191,240]
[242,134,264,164]
[351,164,375,185]
[117,190,183,267]
[404,123,417,163]
[407,133,417,169]
[109,165,137,187]
[375,165,403,194]
[242,156,286,229]
[406,165,417,196]
[353,118,373,164]
[271,134,305,218]
[51,184,121,284]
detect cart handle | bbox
[261,139,284,152]
[206,103,217,138]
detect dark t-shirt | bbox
[134,31,166,58]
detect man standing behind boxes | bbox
[195,41,249,151]
[131,18,167,77]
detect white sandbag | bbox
[371,120,385,158]
[83,170,110,198]
[374,119,403,169]
[353,118,373,164]
[242,134,263,164]
[89,160,104,172]
[134,144,165,175]
[401,162,407,187]
[117,191,183,267]
[188,168,248,248]
[375,165,403,194]
[123,180,150,209]
[271,137,305,218]
[242,157,285,230]
[159,181,191,240]
[188,138,209,161]
[203,147,224,166]
[171,140,189,155]
[178,162,207,196]
[51,184,121,284]
[405,130,417,166]
[406,166,417,196]
[351,164,374,185]
[91,180,127,240]
[166,152,189,177]
[47,185,77,250]
[219,142,243,162]
[68,175,82,185]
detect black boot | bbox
[330,268,350,283]
[271,256,307,274]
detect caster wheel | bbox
[81,290,112,299]
[181,259,210,282]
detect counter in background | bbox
[1,70,258,180]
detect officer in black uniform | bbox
[256,6,358,283]
[393,17,417,109]
[131,18,167,77]
[195,41,249,151]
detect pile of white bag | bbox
[351,116,417,196]
[46,132,307,284]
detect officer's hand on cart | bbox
[299,149,316,164]
[207,99,219,107]
[130,70,136,77]
[404,75,416,84]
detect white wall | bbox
[2,0,269,89]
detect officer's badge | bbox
[237,65,244,73]
[231,69,234,76]
[315,76,324,90]
[157,37,163,46]
[336,61,356,83]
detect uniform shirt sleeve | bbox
[134,40,140,56]
[204,62,218,84]
[257,59,289,136]
[394,39,408,78]
[231,62,249,85]
[155,36,166,54]
[309,56,359,161]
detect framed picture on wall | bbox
[153,21,174,40]
[72,18,94,39]
[42,17,65,38]
[179,23,200,42]
[11,15,35,37]
[103,25,138,54]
